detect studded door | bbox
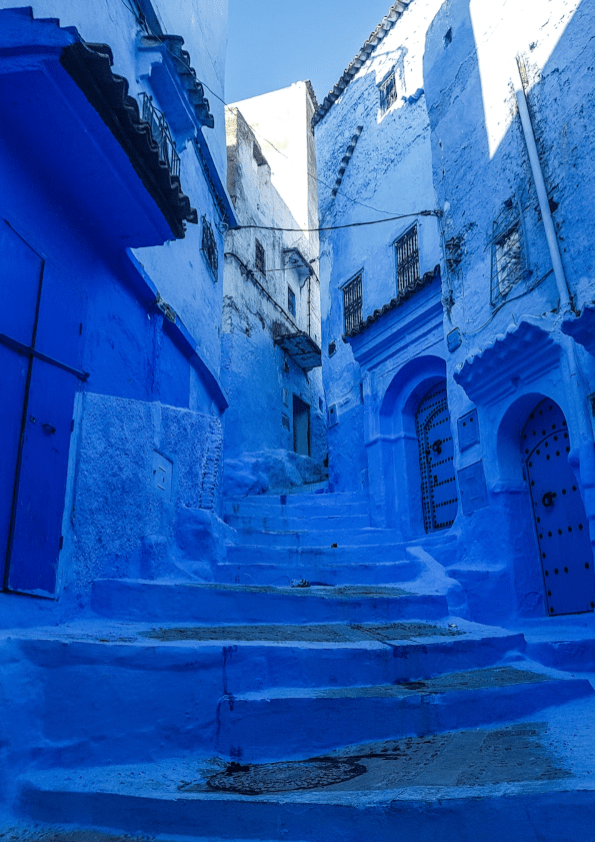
[416,382,458,532]
[522,399,595,616]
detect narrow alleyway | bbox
[6,486,595,841]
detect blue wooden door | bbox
[416,382,458,532]
[0,221,84,596]
[523,399,595,616]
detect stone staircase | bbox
[6,490,595,840]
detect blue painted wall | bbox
[422,0,595,621]
[315,0,595,623]
[0,2,232,621]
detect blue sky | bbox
[226,0,395,104]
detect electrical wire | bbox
[231,210,440,234]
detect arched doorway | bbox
[415,381,457,533]
[522,398,595,615]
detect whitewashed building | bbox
[222,83,327,495]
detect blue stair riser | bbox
[224,545,412,566]
[6,631,523,769]
[91,581,449,624]
[214,560,422,586]
[224,515,372,533]
[18,782,595,842]
[217,677,593,762]
[225,529,401,549]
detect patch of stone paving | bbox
[294,666,552,699]
[179,722,569,795]
[139,621,465,643]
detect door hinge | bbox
[59,535,64,551]
[71,419,75,433]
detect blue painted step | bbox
[8,619,523,770]
[226,527,401,549]
[216,664,593,761]
[225,514,372,533]
[91,579,448,624]
[17,697,595,842]
[214,558,422,586]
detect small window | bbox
[379,71,398,114]
[395,224,420,295]
[288,285,296,317]
[201,217,218,279]
[490,201,526,305]
[255,239,266,275]
[495,225,523,295]
[343,273,363,334]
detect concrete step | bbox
[223,492,370,519]
[214,559,421,586]
[224,513,372,533]
[7,618,523,770]
[226,527,399,549]
[216,664,593,761]
[224,544,413,567]
[90,579,448,624]
[17,695,595,841]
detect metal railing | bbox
[343,273,363,334]
[396,224,421,296]
[140,92,180,178]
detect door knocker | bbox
[432,439,443,456]
[542,491,556,508]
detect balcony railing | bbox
[140,92,180,179]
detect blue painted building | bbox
[423,0,595,621]
[222,88,327,497]
[315,0,595,624]
[0,0,235,624]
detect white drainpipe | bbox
[513,58,572,312]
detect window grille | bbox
[379,72,398,114]
[201,217,218,279]
[395,225,420,295]
[255,239,266,275]
[288,286,296,317]
[343,273,363,334]
[139,92,180,178]
[490,201,525,305]
[494,225,523,295]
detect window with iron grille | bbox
[201,217,218,279]
[379,71,398,114]
[288,285,296,317]
[395,225,420,296]
[490,200,526,305]
[255,238,266,275]
[343,273,363,334]
[139,92,180,178]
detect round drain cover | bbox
[202,758,367,795]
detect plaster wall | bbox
[0,4,231,620]
[315,0,445,493]
[422,0,595,620]
[0,0,230,381]
[231,82,319,246]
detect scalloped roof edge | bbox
[312,0,412,129]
